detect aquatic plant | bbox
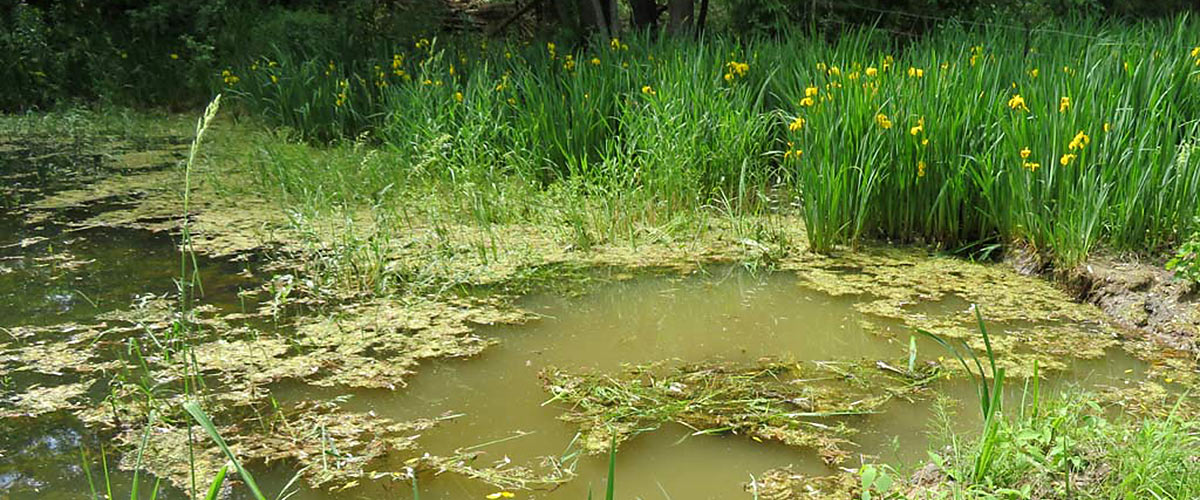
[917,305,1005,483]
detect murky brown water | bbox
[261,269,1147,500]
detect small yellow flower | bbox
[804,86,818,97]
[940,61,949,70]
[724,73,734,82]
[507,97,516,105]
[875,113,893,129]
[641,85,655,96]
[1023,161,1041,172]
[865,67,878,77]
[906,67,923,78]
[783,142,803,160]
[1192,47,1200,58]
[816,62,827,72]
[828,66,841,76]
[921,138,929,146]
[799,97,814,107]
[454,92,463,103]
[917,160,927,177]
[591,57,601,66]
[1007,94,1029,111]
[1103,122,1111,133]
[909,117,925,137]
[1060,153,1077,166]
[1029,68,1039,78]
[270,75,278,84]
[170,53,179,60]
[1059,96,1071,113]
[1020,147,1031,159]
[1068,130,1090,150]
[485,492,516,499]
[610,38,621,50]
[789,117,806,132]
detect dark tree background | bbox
[3,0,1197,111]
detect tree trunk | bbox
[667,0,693,35]
[629,0,658,32]
[695,0,709,36]
[578,0,614,38]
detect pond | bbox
[0,139,1150,499]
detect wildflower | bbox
[416,38,431,50]
[799,97,815,107]
[1060,153,1076,166]
[268,60,278,68]
[486,492,516,499]
[828,66,841,76]
[1062,65,1073,75]
[591,57,601,66]
[250,63,258,71]
[641,85,655,96]
[940,61,949,71]
[909,117,925,136]
[610,38,621,51]
[1029,68,1039,78]
[1192,47,1200,58]
[1103,122,1111,133]
[1020,147,1031,159]
[875,113,893,129]
[848,71,860,80]
[1059,96,1071,113]
[505,51,512,59]
[789,117,806,132]
[906,67,923,78]
[816,62,827,72]
[1007,94,1029,111]
[921,138,929,146]
[726,61,749,78]
[1023,161,1041,172]
[805,86,818,97]
[883,55,894,71]
[270,75,278,84]
[865,67,878,77]
[563,55,576,71]
[917,160,927,177]
[783,142,802,160]
[547,42,556,58]
[454,92,463,103]
[450,63,456,75]
[507,97,516,105]
[170,53,179,60]
[1068,130,1090,150]
[622,62,629,68]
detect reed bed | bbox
[222,17,1200,267]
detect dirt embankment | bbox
[1013,250,1200,355]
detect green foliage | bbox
[231,18,1200,266]
[1167,219,1200,282]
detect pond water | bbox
[0,141,1149,500]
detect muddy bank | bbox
[1011,248,1200,366]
